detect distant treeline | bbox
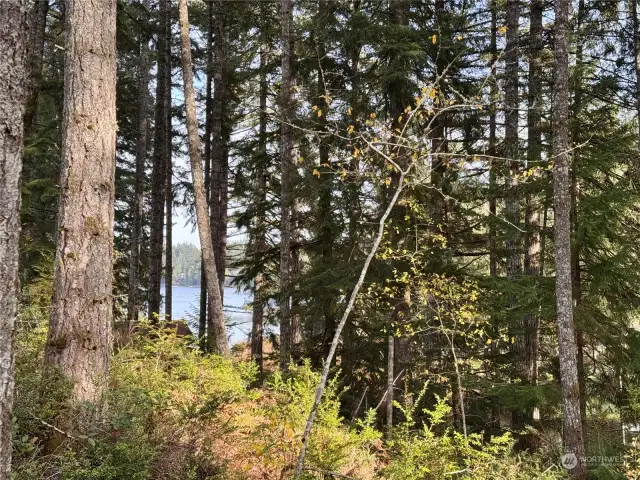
[170,242,244,287]
[171,242,201,287]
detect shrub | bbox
[382,393,563,480]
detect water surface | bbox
[169,285,252,344]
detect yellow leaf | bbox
[313,169,320,177]
[486,338,492,345]
[347,125,355,134]
[385,178,391,186]
[352,147,360,158]
[432,34,437,44]
[369,112,376,119]
[312,105,318,111]
[347,106,353,116]
[317,109,323,117]
[498,25,507,35]
[457,35,462,41]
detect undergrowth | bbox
[11,318,565,479]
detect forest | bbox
[2,0,640,478]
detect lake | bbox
[168,285,252,344]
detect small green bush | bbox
[382,393,563,480]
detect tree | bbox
[251,0,270,374]
[200,0,215,348]
[208,0,229,349]
[177,0,229,356]
[632,0,640,158]
[279,0,295,370]
[0,0,25,475]
[164,10,173,320]
[517,0,543,444]
[44,0,117,414]
[552,0,587,477]
[148,0,171,321]
[128,0,153,325]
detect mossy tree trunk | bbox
[44,0,117,416]
[0,0,26,475]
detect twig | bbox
[349,385,368,424]
[30,413,76,441]
[294,165,412,477]
[374,369,405,411]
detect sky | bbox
[173,206,200,247]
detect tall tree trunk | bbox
[44,0,116,414]
[552,0,587,477]
[165,123,172,320]
[632,0,640,160]
[128,0,152,326]
[504,0,521,274]
[518,0,543,446]
[148,0,171,321]
[200,0,215,348]
[177,0,229,356]
[315,0,336,363]
[504,0,522,280]
[385,0,412,426]
[279,0,295,370]
[488,0,500,430]
[572,0,587,435]
[24,0,48,139]
[164,18,173,321]
[0,1,26,475]
[488,0,498,279]
[251,4,269,373]
[207,0,229,350]
[210,0,228,297]
[504,0,523,432]
[341,2,362,381]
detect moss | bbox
[84,216,103,236]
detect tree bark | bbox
[488,0,500,431]
[504,0,522,279]
[210,0,228,297]
[552,0,587,477]
[572,0,588,435]
[251,2,269,374]
[207,0,229,350]
[518,0,543,445]
[24,0,48,139]
[314,0,337,364]
[279,0,294,370]
[148,0,171,321]
[128,0,152,326]
[0,1,25,475]
[504,0,524,433]
[386,333,394,435]
[177,0,229,356]
[164,129,172,320]
[44,0,117,411]
[164,27,173,320]
[632,0,640,160]
[200,0,215,349]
